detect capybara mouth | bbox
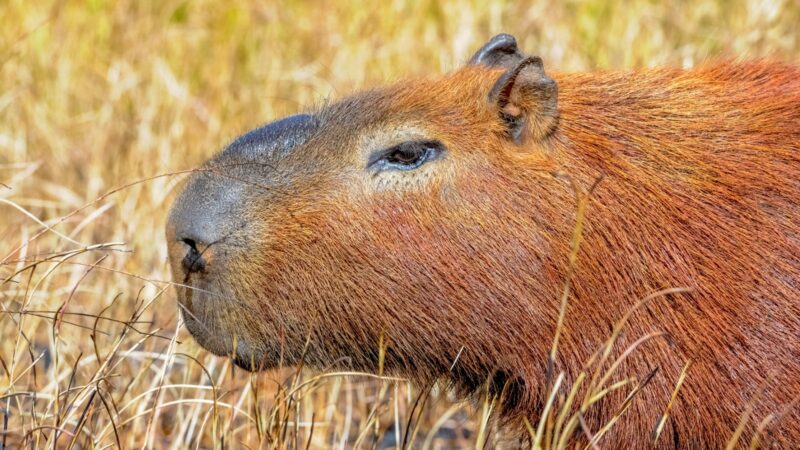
[179,299,270,372]
[174,279,232,354]
[178,297,229,357]
[175,273,287,373]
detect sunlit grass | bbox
[1,0,798,447]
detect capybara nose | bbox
[179,238,207,274]
[167,179,227,277]
[167,206,216,276]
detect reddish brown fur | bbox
[168,56,800,447]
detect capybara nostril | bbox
[180,238,207,274]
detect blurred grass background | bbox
[1,0,799,448]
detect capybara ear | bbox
[488,56,558,143]
[468,33,526,69]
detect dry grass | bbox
[1,0,799,448]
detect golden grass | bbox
[1,0,799,448]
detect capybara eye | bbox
[368,140,444,172]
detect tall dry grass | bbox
[1,0,799,448]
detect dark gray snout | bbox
[167,113,319,280]
[167,168,246,280]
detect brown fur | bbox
[167,47,800,447]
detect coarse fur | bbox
[166,36,800,447]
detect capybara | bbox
[166,34,800,447]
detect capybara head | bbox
[167,35,565,383]
[167,34,800,445]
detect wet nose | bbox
[179,238,208,274]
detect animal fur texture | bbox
[167,35,800,447]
